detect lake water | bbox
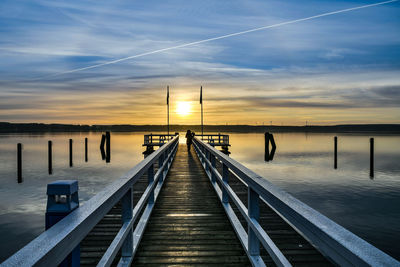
[0,132,399,262]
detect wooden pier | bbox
[133,145,249,266]
[3,135,399,267]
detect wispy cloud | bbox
[0,0,399,124]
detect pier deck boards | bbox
[222,167,332,266]
[133,144,250,266]
[81,144,331,266]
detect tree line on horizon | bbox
[0,122,399,133]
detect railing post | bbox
[163,151,168,177]
[159,153,164,184]
[167,146,171,164]
[222,163,229,203]
[248,187,260,256]
[205,150,210,172]
[121,187,133,260]
[202,146,205,163]
[211,153,216,183]
[148,164,154,204]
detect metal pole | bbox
[167,86,170,138]
[201,101,203,137]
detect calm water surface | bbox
[0,132,399,261]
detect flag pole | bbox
[167,86,170,138]
[200,86,203,137]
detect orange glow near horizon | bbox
[2,85,400,126]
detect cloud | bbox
[0,0,399,124]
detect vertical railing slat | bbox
[222,163,229,203]
[159,153,164,184]
[121,187,133,259]
[211,154,216,183]
[148,165,154,204]
[248,187,260,256]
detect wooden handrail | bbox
[192,137,399,267]
[3,136,179,267]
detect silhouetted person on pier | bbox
[186,130,193,151]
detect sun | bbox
[176,101,191,116]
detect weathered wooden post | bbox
[270,133,276,149]
[100,134,106,160]
[45,180,80,266]
[106,131,111,163]
[100,134,106,149]
[69,139,73,167]
[264,132,270,161]
[370,138,374,178]
[334,136,338,169]
[17,143,22,183]
[85,137,88,162]
[48,141,53,175]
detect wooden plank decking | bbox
[132,144,250,266]
[80,143,332,266]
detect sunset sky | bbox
[0,0,399,125]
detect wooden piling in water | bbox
[100,134,106,150]
[265,132,270,161]
[69,139,73,167]
[105,131,110,163]
[17,143,22,183]
[334,136,337,169]
[48,141,52,175]
[370,138,374,178]
[85,138,88,162]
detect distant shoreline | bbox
[1,122,400,134]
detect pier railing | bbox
[192,137,398,267]
[197,134,229,146]
[3,135,179,267]
[143,133,176,146]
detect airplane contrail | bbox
[43,0,398,79]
